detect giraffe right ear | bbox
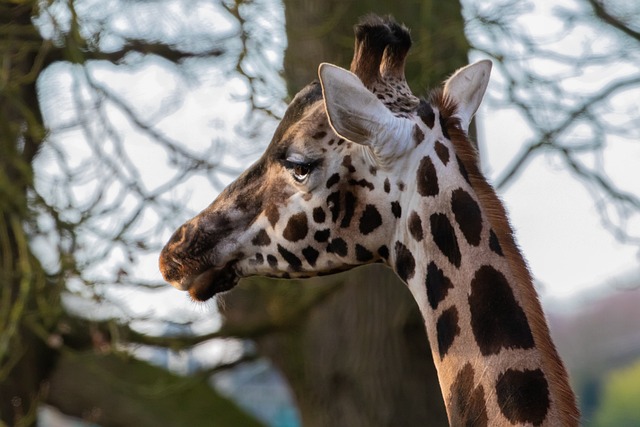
[319,63,413,158]
[443,60,492,131]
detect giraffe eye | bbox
[293,163,311,181]
[283,159,317,183]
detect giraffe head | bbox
[159,16,491,301]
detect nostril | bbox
[166,223,189,247]
[159,244,184,283]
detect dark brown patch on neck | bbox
[417,99,435,129]
[436,306,460,360]
[496,368,550,425]
[448,364,488,427]
[468,265,535,355]
[394,241,415,282]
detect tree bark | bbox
[0,3,59,426]
[225,266,448,426]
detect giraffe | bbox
[159,15,580,426]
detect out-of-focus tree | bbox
[592,358,640,427]
[1,0,278,425]
[465,0,640,244]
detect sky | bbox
[481,106,639,299]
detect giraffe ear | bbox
[318,63,412,155]
[443,60,492,131]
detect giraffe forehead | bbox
[280,107,333,154]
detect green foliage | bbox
[47,352,265,427]
[591,359,640,427]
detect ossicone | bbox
[350,14,412,87]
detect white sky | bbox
[480,106,639,299]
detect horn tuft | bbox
[350,15,411,87]
[380,19,411,79]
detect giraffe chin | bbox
[186,261,240,301]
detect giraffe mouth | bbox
[180,261,240,301]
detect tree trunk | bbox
[225,266,448,426]
[0,3,59,426]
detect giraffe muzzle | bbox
[161,258,240,301]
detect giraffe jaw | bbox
[176,261,240,301]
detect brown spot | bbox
[425,261,453,310]
[489,229,503,256]
[312,130,327,139]
[327,238,348,256]
[383,178,391,193]
[391,201,401,218]
[418,100,435,129]
[283,212,308,242]
[267,254,277,268]
[326,173,340,189]
[456,155,471,185]
[359,204,382,235]
[430,213,461,268]
[439,114,450,140]
[340,191,357,228]
[451,188,483,246]
[408,211,423,242]
[252,229,271,246]
[342,155,355,173]
[327,191,341,222]
[302,246,319,266]
[413,123,425,146]
[469,265,535,355]
[277,244,302,271]
[496,369,550,426]
[355,244,373,262]
[394,241,415,282]
[448,364,488,427]
[313,207,326,224]
[378,245,389,260]
[417,156,439,197]
[348,178,374,190]
[436,306,460,360]
[314,229,330,242]
[265,204,279,227]
[434,140,450,165]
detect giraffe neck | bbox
[388,139,579,426]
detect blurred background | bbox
[1,0,639,426]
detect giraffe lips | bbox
[179,261,240,301]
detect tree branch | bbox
[586,0,640,42]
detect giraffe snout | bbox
[158,240,188,289]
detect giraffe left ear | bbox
[319,62,413,158]
[443,60,492,131]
